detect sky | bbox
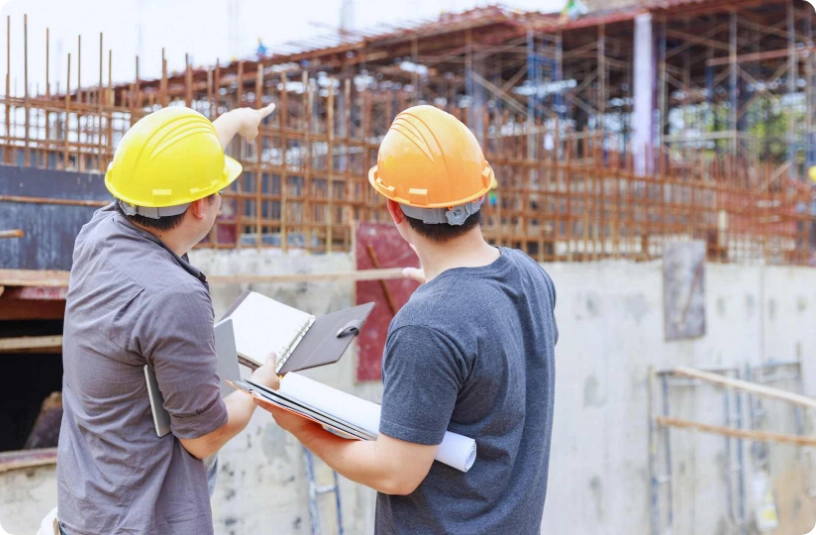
[0,0,566,96]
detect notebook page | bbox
[226,292,315,368]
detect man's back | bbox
[58,205,226,535]
[377,247,558,534]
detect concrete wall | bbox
[2,251,816,535]
[542,261,816,535]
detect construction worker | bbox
[257,105,559,534]
[57,104,280,535]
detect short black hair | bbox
[405,210,481,243]
[116,194,216,232]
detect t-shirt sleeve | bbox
[542,268,559,346]
[138,284,228,439]
[379,325,467,446]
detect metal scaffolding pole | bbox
[787,0,797,178]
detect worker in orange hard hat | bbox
[58,104,281,535]
[258,105,559,534]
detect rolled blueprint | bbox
[437,431,477,472]
[279,373,478,473]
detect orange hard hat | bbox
[368,105,494,212]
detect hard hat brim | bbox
[223,155,243,188]
[368,164,494,209]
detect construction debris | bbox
[23,392,62,450]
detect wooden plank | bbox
[0,230,24,239]
[0,268,408,287]
[0,335,63,351]
[0,300,65,320]
[672,366,816,410]
[0,269,70,287]
[208,267,405,285]
[0,195,108,207]
[657,416,816,447]
[0,448,57,474]
[3,286,68,300]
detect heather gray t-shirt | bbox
[377,248,558,535]
[58,204,228,535]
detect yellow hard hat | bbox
[368,105,493,210]
[809,166,816,184]
[105,106,242,217]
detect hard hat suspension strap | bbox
[400,199,482,226]
[118,200,192,220]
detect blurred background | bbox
[2,1,816,534]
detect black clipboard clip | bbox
[336,319,363,338]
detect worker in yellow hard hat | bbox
[258,105,559,534]
[57,104,281,535]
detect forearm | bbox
[293,424,402,494]
[212,111,242,149]
[180,391,256,459]
[221,389,258,439]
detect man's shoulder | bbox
[503,247,545,273]
[502,248,556,291]
[74,221,203,299]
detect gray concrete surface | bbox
[2,250,816,534]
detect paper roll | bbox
[437,431,477,472]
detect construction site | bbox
[2,0,816,533]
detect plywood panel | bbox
[355,222,420,382]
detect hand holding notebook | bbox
[146,294,373,438]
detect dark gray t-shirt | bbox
[57,204,228,535]
[377,248,558,535]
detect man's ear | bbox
[386,199,406,225]
[187,198,207,221]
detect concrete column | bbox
[470,57,486,143]
[633,13,656,176]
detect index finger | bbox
[257,102,277,119]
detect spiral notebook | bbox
[223,291,317,372]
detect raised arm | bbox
[212,103,276,149]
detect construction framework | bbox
[1,1,814,264]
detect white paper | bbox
[227,292,315,367]
[280,373,477,473]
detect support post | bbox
[634,13,656,176]
[787,0,797,178]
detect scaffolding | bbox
[1,1,814,264]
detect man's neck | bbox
[130,221,190,258]
[414,229,500,283]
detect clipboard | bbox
[221,290,375,374]
[277,302,375,375]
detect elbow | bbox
[179,437,218,460]
[380,475,422,496]
[186,448,211,461]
